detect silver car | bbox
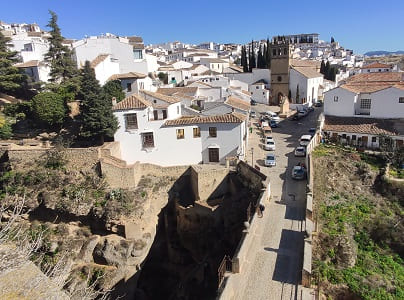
[294,146,306,157]
[265,154,276,167]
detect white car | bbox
[265,154,276,167]
[299,135,312,146]
[265,111,278,118]
[264,135,274,143]
[294,146,306,157]
[264,140,276,150]
[250,111,257,118]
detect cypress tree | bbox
[0,31,26,94]
[249,41,256,72]
[45,10,77,82]
[263,44,267,68]
[324,61,330,79]
[296,84,300,103]
[266,38,271,68]
[241,46,248,72]
[331,37,335,44]
[320,60,326,75]
[79,61,118,144]
[257,45,263,68]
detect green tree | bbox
[257,45,266,68]
[266,38,271,68]
[325,61,330,79]
[248,41,256,72]
[45,10,77,83]
[288,89,292,100]
[103,80,125,103]
[320,60,326,75]
[0,31,26,94]
[241,46,248,72]
[32,92,67,127]
[79,61,118,144]
[296,84,300,103]
[331,37,335,43]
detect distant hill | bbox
[364,50,404,56]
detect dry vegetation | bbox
[312,145,403,300]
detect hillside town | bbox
[0,9,403,300]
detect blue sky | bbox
[2,0,404,54]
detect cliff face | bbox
[0,149,179,297]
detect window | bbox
[256,86,259,89]
[342,134,346,139]
[127,83,132,92]
[133,49,143,59]
[125,113,138,130]
[209,127,217,137]
[176,129,185,139]
[399,97,404,103]
[272,49,276,56]
[278,49,281,55]
[334,96,338,102]
[171,77,175,81]
[142,133,154,148]
[177,106,180,114]
[193,127,201,138]
[263,91,265,95]
[372,137,377,143]
[162,110,167,119]
[284,48,288,55]
[277,76,282,82]
[209,148,219,162]
[352,135,356,141]
[360,98,371,109]
[153,110,158,120]
[378,69,381,72]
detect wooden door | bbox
[153,110,158,120]
[361,136,368,147]
[209,148,219,163]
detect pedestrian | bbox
[250,127,253,133]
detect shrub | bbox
[32,91,67,127]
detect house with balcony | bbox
[323,72,404,149]
[112,93,247,166]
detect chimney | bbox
[112,97,117,106]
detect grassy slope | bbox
[312,145,404,300]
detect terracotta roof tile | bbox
[15,60,39,68]
[112,94,151,111]
[361,62,392,69]
[157,87,198,96]
[108,72,147,81]
[164,112,246,126]
[90,54,109,68]
[347,72,403,83]
[292,66,323,79]
[140,90,181,104]
[323,116,403,136]
[225,96,251,111]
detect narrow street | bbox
[239,104,321,300]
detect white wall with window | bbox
[324,87,357,116]
[370,86,404,118]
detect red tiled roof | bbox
[90,54,109,68]
[323,116,403,136]
[164,112,246,126]
[112,94,151,111]
[15,60,39,68]
[360,62,392,69]
[347,72,403,83]
[108,72,147,81]
[140,90,181,104]
[225,96,251,111]
[157,87,198,96]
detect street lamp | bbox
[251,147,254,166]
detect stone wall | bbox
[190,165,229,201]
[237,160,266,192]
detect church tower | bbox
[269,36,292,105]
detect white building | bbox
[322,72,404,149]
[289,66,323,108]
[15,60,50,82]
[360,62,393,73]
[249,80,270,104]
[108,72,154,95]
[90,54,120,86]
[200,58,229,73]
[112,94,247,166]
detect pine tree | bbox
[263,44,267,68]
[0,31,26,94]
[320,60,326,75]
[79,61,118,144]
[325,61,330,79]
[103,80,125,103]
[45,10,77,82]
[257,45,264,68]
[241,46,248,72]
[296,84,300,103]
[331,37,335,44]
[248,41,256,72]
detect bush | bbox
[3,101,32,118]
[0,118,12,139]
[32,92,67,127]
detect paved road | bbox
[239,105,321,300]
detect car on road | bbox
[294,146,306,157]
[265,111,277,118]
[299,135,312,146]
[264,135,274,143]
[297,110,308,118]
[265,154,276,167]
[250,99,257,106]
[270,120,279,128]
[314,100,323,107]
[250,111,257,118]
[309,128,316,136]
[292,165,306,179]
[264,140,276,150]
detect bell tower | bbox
[269,36,292,105]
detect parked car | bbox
[250,111,257,118]
[265,154,276,167]
[265,111,278,118]
[250,99,257,106]
[314,101,323,107]
[307,106,314,113]
[264,140,276,151]
[270,120,278,128]
[264,135,274,143]
[297,110,308,118]
[292,165,306,179]
[270,115,281,122]
[294,146,306,157]
[299,134,312,146]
